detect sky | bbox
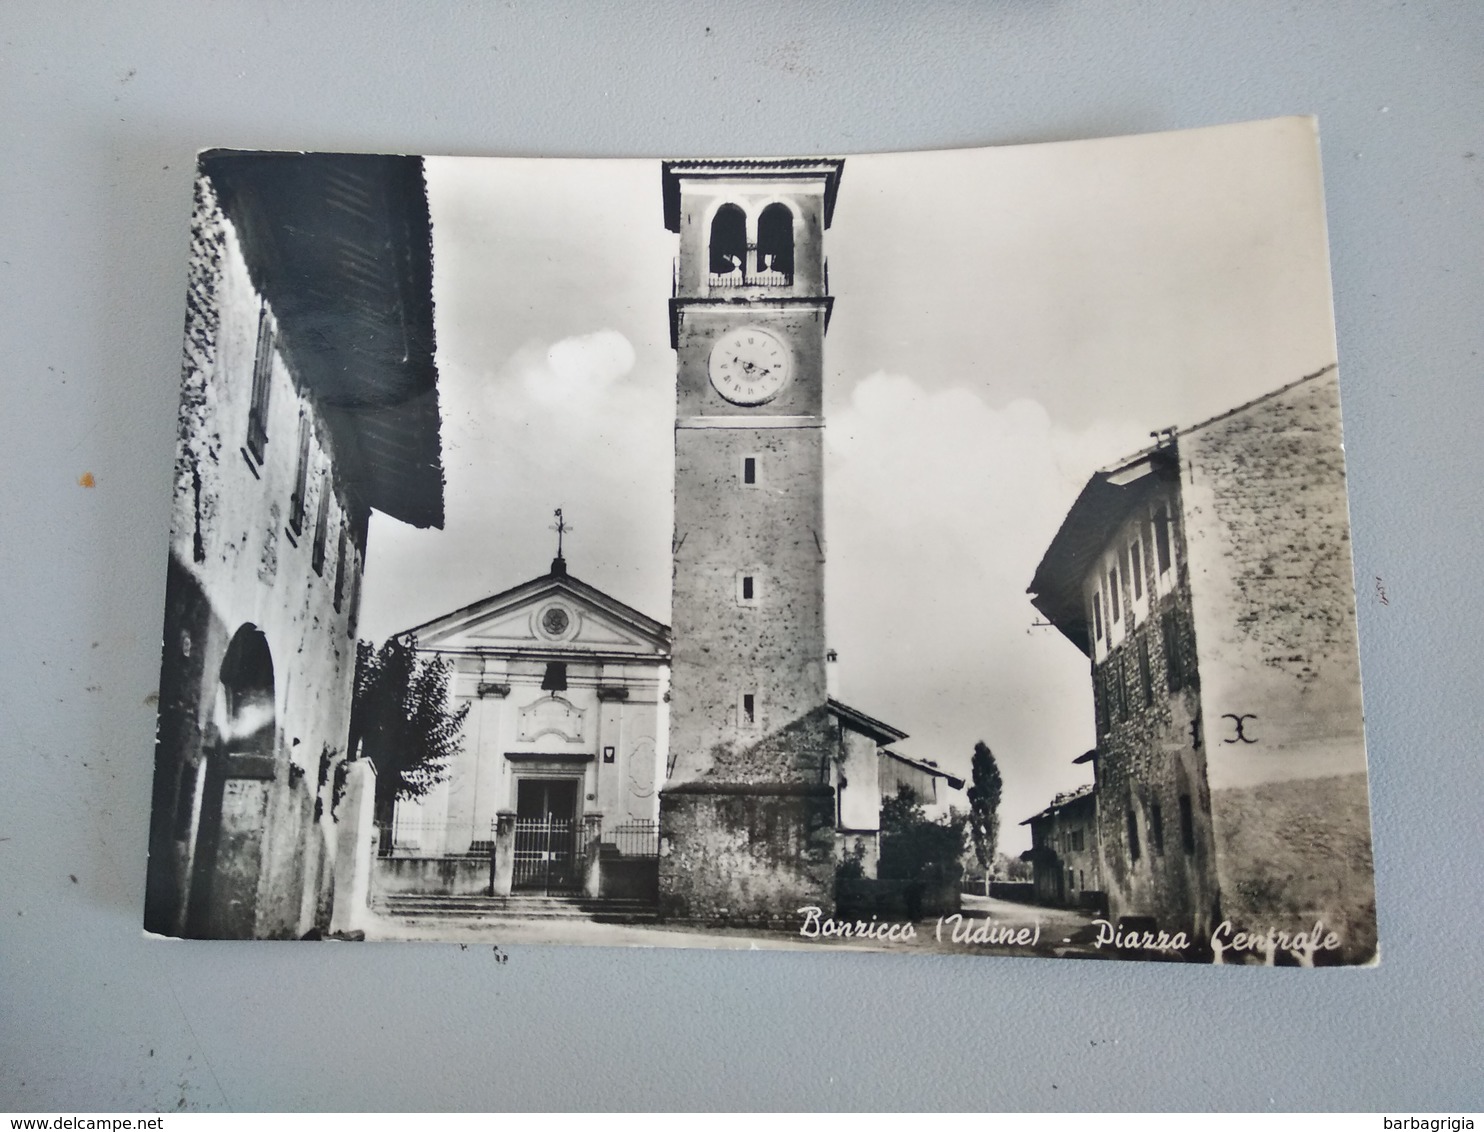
[358,115,1339,853]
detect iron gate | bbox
[512,817,583,894]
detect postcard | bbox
[144,117,1376,965]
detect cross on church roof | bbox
[550,507,572,576]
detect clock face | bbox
[708,326,792,405]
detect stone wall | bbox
[1089,487,1221,942]
[371,855,489,897]
[144,172,365,939]
[1179,367,1375,961]
[657,784,836,925]
[669,420,827,783]
[1210,772,1376,964]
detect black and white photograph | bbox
[143,116,1377,965]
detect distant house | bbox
[144,152,446,940]
[1027,366,1376,962]
[1021,778,1102,911]
[827,698,963,879]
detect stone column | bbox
[583,811,604,899]
[330,760,376,935]
[490,810,516,897]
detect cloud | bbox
[360,328,674,643]
[826,372,1146,847]
[519,329,638,407]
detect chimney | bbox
[826,648,839,698]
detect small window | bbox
[1150,801,1165,854]
[743,456,757,485]
[541,662,568,692]
[742,693,756,725]
[1109,565,1121,622]
[1113,656,1128,722]
[1092,592,1103,641]
[1130,539,1143,599]
[1138,637,1153,706]
[289,414,311,534]
[333,524,348,612]
[1154,506,1172,573]
[1094,671,1110,736]
[311,478,330,576]
[737,570,761,605]
[246,302,274,463]
[1127,808,1141,862]
[1162,610,1185,692]
[1179,793,1196,854]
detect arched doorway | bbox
[186,625,276,938]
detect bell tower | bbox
[657,158,845,924]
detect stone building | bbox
[1021,781,1102,910]
[657,158,847,924]
[375,552,670,900]
[1027,365,1376,963]
[827,697,963,878]
[143,152,446,940]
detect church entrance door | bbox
[512,778,582,895]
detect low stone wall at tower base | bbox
[658,783,837,927]
[1211,770,1377,965]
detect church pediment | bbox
[400,565,671,659]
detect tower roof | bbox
[661,157,846,232]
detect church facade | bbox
[379,554,670,897]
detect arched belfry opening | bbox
[709,203,747,278]
[186,624,276,938]
[756,202,794,280]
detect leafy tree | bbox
[966,740,1003,894]
[350,635,469,820]
[996,850,1033,883]
[878,784,968,890]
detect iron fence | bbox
[604,819,660,858]
[377,816,449,857]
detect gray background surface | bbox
[2,0,1480,1112]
